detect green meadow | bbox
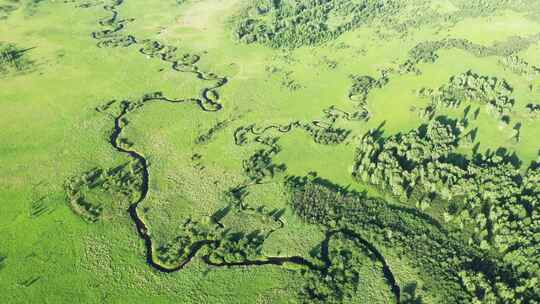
[1,0,540,303]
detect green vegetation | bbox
[499,55,540,77]
[0,42,33,76]
[419,70,516,120]
[64,162,143,222]
[298,230,396,304]
[2,0,540,303]
[0,0,19,20]
[233,0,401,48]
[288,176,539,303]
[196,119,232,145]
[527,103,540,117]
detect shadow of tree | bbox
[402,282,423,304]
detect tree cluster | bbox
[233,0,400,48]
[323,106,370,122]
[301,123,350,145]
[195,119,230,145]
[64,162,143,222]
[420,70,515,118]
[0,43,33,75]
[243,147,286,182]
[350,117,540,302]
[399,35,540,75]
[526,103,540,117]
[300,232,377,304]
[353,116,464,201]
[499,55,540,78]
[156,218,213,266]
[235,119,351,150]
[206,231,266,264]
[348,72,389,106]
[287,175,540,303]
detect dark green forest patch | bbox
[232,0,402,48]
[350,117,540,302]
[287,175,540,303]
[232,0,540,49]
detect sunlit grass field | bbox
[1,0,540,303]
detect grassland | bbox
[1,0,540,303]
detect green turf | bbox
[1,0,540,303]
